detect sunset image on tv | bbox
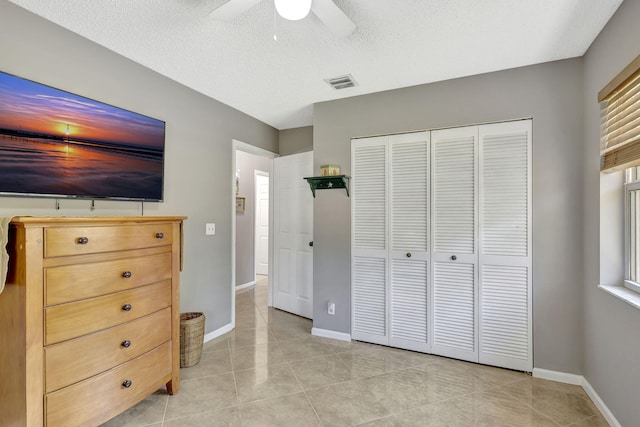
[0,70,165,200]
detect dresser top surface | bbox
[9,216,186,226]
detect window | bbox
[599,55,640,309]
[625,167,640,294]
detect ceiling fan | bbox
[209,0,357,37]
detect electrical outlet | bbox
[205,223,216,235]
[328,302,335,315]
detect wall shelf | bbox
[303,175,350,198]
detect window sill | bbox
[598,284,640,310]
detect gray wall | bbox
[235,150,271,286]
[279,126,313,155]
[583,0,640,425]
[313,59,585,374]
[0,2,278,334]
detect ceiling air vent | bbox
[325,74,357,90]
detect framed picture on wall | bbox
[235,196,246,213]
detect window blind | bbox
[600,55,640,172]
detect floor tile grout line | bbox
[162,405,242,425]
[159,392,170,426]
[230,369,243,425]
[288,360,325,427]
[563,414,604,426]
[494,381,573,426]
[302,389,326,427]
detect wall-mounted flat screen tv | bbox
[0,70,165,201]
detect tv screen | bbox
[0,70,165,201]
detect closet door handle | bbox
[451,255,457,261]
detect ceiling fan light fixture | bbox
[274,0,312,21]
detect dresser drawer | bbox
[45,308,171,393]
[44,223,173,258]
[45,341,172,427]
[45,252,172,305]
[45,281,171,345]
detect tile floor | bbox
[103,276,608,426]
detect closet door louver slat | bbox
[480,265,529,360]
[432,262,475,354]
[390,259,428,347]
[352,144,387,250]
[391,139,429,252]
[352,257,387,340]
[432,136,476,254]
[481,132,528,257]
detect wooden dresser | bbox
[0,216,185,426]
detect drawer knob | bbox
[76,237,89,245]
[451,255,457,261]
[122,380,132,388]
[155,232,164,239]
[121,271,132,279]
[406,252,412,258]
[121,340,131,348]
[121,304,132,312]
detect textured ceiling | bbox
[8,0,623,130]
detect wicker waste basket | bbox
[180,312,205,368]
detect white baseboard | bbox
[582,378,622,427]
[203,323,233,343]
[235,281,256,291]
[532,368,621,427]
[532,368,583,385]
[311,327,351,342]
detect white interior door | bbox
[430,125,479,363]
[272,151,314,318]
[351,137,389,345]
[255,172,269,275]
[478,120,532,371]
[388,132,430,353]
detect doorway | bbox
[232,140,277,328]
[255,171,270,276]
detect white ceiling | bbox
[8,0,623,130]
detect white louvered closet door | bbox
[430,126,479,363]
[351,137,389,345]
[388,132,430,352]
[479,120,532,371]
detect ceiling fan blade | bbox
[210,0,263,21]
[311,0,356,36]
